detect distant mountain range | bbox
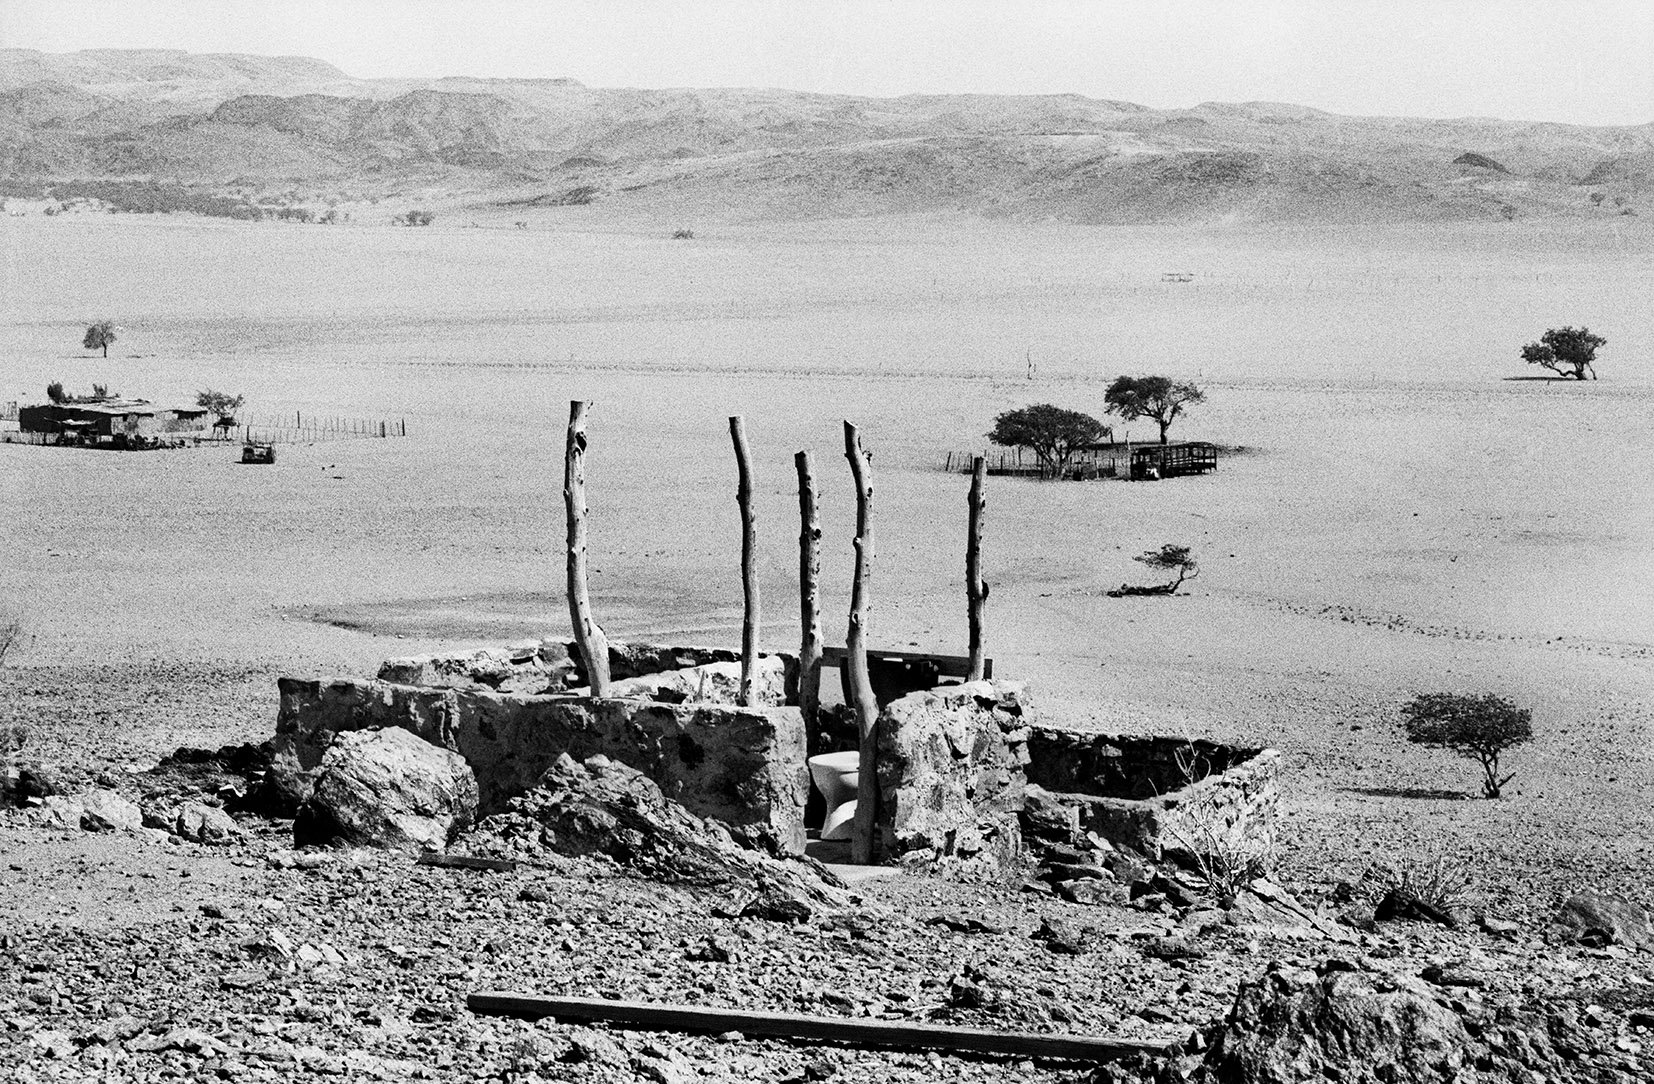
[3,48,1650,223]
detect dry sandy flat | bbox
[2,210,1653,909]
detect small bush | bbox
[1384,851,1472,912]
[671,228,695,240]
[1401,692,1533,799]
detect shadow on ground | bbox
[1342,786,1471,800]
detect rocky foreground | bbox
[3,745,1653,1083]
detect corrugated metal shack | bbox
[17,400,211,448]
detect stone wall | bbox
[273,677,809,852]
[1023,726,1280,860]
[1025,730,1253,800]
[376,641,799,703]
[874,681,1031,870]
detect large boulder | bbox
[80,789,143,832]
[1551,892,1652,949]
[294,728,478,851]
[1200,961,1471,1084]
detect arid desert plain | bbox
[3,208,1654,1078]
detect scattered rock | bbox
[10,763,63,805]
[294,727,478,851]
[1058,878,1128,906]
[79,788,142,832]
[1202,961,1472,1083]
[129,1026,222,1055]
[1141,935,1207,961]
[1020,784,1081,844]
[1229,878,1351,941]
[174,801,244,844]
[1552,892,1651,949]
[1032,917,1088,954]
[30,1028,77,1059]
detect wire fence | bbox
[238,413,408,444]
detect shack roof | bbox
[28,400,206,417]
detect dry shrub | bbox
[1383,851,1473,911]
[1164,743,1276,901]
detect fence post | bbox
[729,416,760,707]
[843,420,879,865]
[795,450,822,735]
[966,456,988,682]
[565,400,611,695]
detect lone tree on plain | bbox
[1134,543,1199,593]
[1104,375,1205,444]
[196,389,245,427]
[987,403,1110,479]
[1521,326,1604,380]
[1401,692,1533,799]
[83,321,116,358]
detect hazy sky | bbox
[5,1,1652,125]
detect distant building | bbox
[17,400,211,447]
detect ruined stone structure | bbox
[275,641,1277,867]
[1024,729,1280,861]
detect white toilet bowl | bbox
[807,750,861,841]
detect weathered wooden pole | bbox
[795,450,823,733]
[966,455,988,682]
[565,400,610,695]
[730,416,760,707]
[843,421,879,864]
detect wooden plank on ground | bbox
[467,992,1175,1063]
[417,854,519,873]
[819,645,992,680]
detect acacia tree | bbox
[988,404,1111,479]
[1104,375,1205,444]
[1135,543,1199,592]
[1401,692,1533,799]
[83,321,116,358]
[1521,327,1604,380]
[196,389,245,427]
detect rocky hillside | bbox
[2,47,1651,223]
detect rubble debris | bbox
[462,753,848,905]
